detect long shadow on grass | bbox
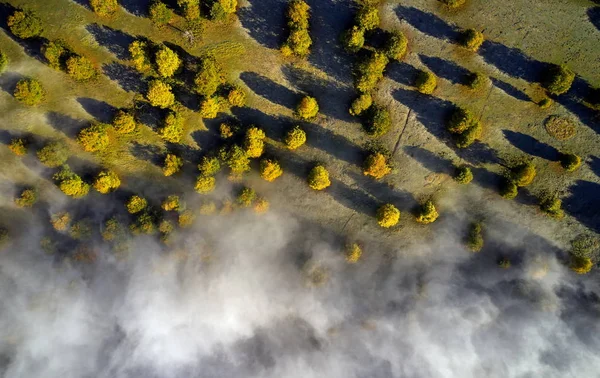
[563,180,600,233]
[240,71,299,110]
[456,142,503,166]
[0,2,48,63]
[386,61,420,86]
[589,156,600,178]
[396,5,461,41]
[120,0,151,16]
[85,23,136,60]
[348,171,417,213]
[503,130,560,161]
[0,71,24,96]
[588,7,600,31]
[103,62,147,93]
[77,97,118,123]
[45,111,87,138]
[238,0,287,50]
[129,141,164,166]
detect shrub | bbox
[147,80,175,108]
[159,219,174,238]
[383,31,408,61]
[500,179,518,199]
[466,72,488,90]
[161,195,181,211]
[149,1,173,26]
[112,110,136,134]
[538,97,553,109]
[163,153,183,176]
[296,96,319,120]
[93,170,121,193]
[285,126,307,150]
[511,162,536,187]
[14,78,45,106]
[560,153,581,172]
[376,203,400,228]
[37,141,69,167]
[77,123,110,152]
[415,70,437,94]
[349,93,372,116]
[454,166,473,184]
[438,0,466,8]
[345,243,362,263]
[66,55,97,81]
[363,152,391,179]
[199,96,222,118]
[544,115,576,140]
[198,156,220,176]
[454,121,482,148]
[416,200,439,224]
[8,138,27,156]
[177,0,200,19]
[126,195,147,214]
[570,234,599,260]
[220,123,236,139]
[15,188,37,208]
[307,165,331,190]
[158,111,184,143]
[354,51,389,92]
[130,211,156,235]
[543,64,575,95]
[178,210,195,227]
[70,219,92,240]
[7,10,43,39]
[0,50,7,73]
[237,187,256,207]
[210,0,237,18]
[155,46,181,78]
[341,26,365,53]
[260,158,283,182]
[102,217,125,240]
[466,223,483,252]
[223,144,250,174]
[53,165,90,198]
[254,197,269,214]
[227,86,246,107]
[570,256,593,274]
[243,126,266,158]
[195,175,216,194]
[199,201,217,215]
[90,0,119,17]
[448,107,477,134]
[355,6,379,30]
[194,56,224,96]
[51,212,71,231]
[363,105,391,137]
[460,29,484,52]
[540,196,564,219]
[42,40,71,70]
[129,40,152,72]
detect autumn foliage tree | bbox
[260,158,283,182]
[15,188,38,208]
[126,195,147,214]
[90,0,119,17]
[281,0,312,57]
[363,152,391,179]
[8,10,43,39]
[243,126,266,158]
[416,200,439,224]
[158,111,184,143]
[37,141,69,167]
[295,96,319,120]
[112,110,137,134]
[194,56,224,97]
[163,153,183,176]
[307,165,330,190]
[147,80,175,108]
[77,123,110,152]
[53,165,90,198]
[285,126,306,150]
[376,203,400,228]
[14,78,45,106]
[155,45,181,78]
[93,170,121,194]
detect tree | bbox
[260,158,283,182]
[500,179,518,199]
[163,153,183,176]
[286,0,309,28]
[129,40,152,72]
[51,212,71,231]
[198,156,220,176]
[102,217,125,241]
[560,153,581,172]
[112,110,137,134]
[177,0,200,19]
[195,175,216,194]
[570,256,593,274]
[254,197,269,214]
[540,196,564,219]
[194,56,224,96]
[223,144,250,174]
[349,93,372,116]
[383,31,408,60]
[53,165,90,198]
[178,210,195,227]
[8,138,27,156]
[460,29,484,52]
[7,10,43,39]
[42,40,71,70]
[538,97,553,109]
[438,0,466,8]
[341,26,364,53]
[161,195,181,211]
[376,203,400,228]
[285,126,307,150]
[237,187,256,207]
[466,72,488,90]
[295,96,319,120]
[466,222,483,252]
[307,165,330,190]
[130,211,156,235]
[415,70,437,94]
[543,64,575,95]
[354,51,389,93]
[511,162,536,187]
[209,0,237,19]
[355,6,379,30]
[363,105,391,137]
[126,195,147,214]
[363,152,391,179]
[345,243,362,263]
[454,166,473,184]
[93,170,121,193]
[447,107,476,133]
[155,46,181,78]
[220,122,236,139]
[0,50,7,73]
[147,80,175,108]
[77,123,110,152]
[199,96,223,118]
[454,122,482,148]
[14,78,45,106]
[66,55,98,81]
[243,126,266,158]
[90,0,119,17]
[37,141,69,167]
[544,115,576,140]
[281,0,312,57]
[149,1,173,26]
[69,219,92,240]
[158,111,184,143]
[227,85,246,107]
[416,200,439,224]
[15,188,38,208]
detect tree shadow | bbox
[0,2,48,63]
[77,97,118,123]
[419,54,470,85]
[456,142,502,166]
[103,62,147,93]
[395,5,461,41]
[238,0,287,50]
[347,171,417,213]
[554,77,600,134]
[120,0,151,17]
[70,0,91,10]
[0,71,24,96]
[403,145,454,175]
[563,180,600,233]
[173,84,200,112]
[129,141,164,166]
[478,40,551,84]
[588,7,600,31]
[85,23,136,61]
[386,61,420,86]
[45,111,87,138]
[190,115,229,153]
[503,130,560,161]
[489,77,531,102]
[589,156,600,178]
[134,101,165,130]
[470,166,504,192]
[240,71,299,110]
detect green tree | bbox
[70,219,92,240]
[14,78,45,106]
[460,29,484,52]
[129,40,152,72]
[454,166,473,184]
[363,152,391,179]
[66,55,98,81]
[53,165,90,198]
[383,31,408,61]
[307,165,330,190]
[198,156,220,176]
[37,141,69,167]
[543,64,575,95]
[8,138,27,156]
[415,70,437,94]
[130,211,156,235]
[77,123,110,152]
[355,6,379,30]
[112,110,137,134]
[149,1,173,26]
[195,175,216,193]
[295,96,319,120]
[376,203,400,228]
[42,40,71,70]
[163,153,183,176]
[194,56,224,96]
[341,26,364,53]
[90,0,119,17]
[416,200,439,224]
[93,170,121,193]
[158,111,184,143]
[260,158,283,182]
[354,51,389,93]
[237,187,256,207]
[7,10,43,39]
[155,46,181,78]
[147,80,175,108]
[15,188,38,208]
[285,126,307,150]
[560,153,581,172]
[126,195,147,214]
[363,105,391,137]
[243,126,266,158]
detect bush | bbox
[194,56,224,96]
[7,10,43,39]
[227,86,246,107]
[8,138,27,156]
[416,200,439,224]
[199,201,217,215]
[560,153,581,172]
[281,0,312,57]
[101,217,124,241]
[438,0,466,8]
[15,188,37,208]
[177,0,200,19]
[254,197,269,214]
[53,165,90,198]
[376,203,400,228]
[237,187,256,207]
[466,72,488,90]
[129,40,152,72]
[220,123,236,139]
[307,165,330,190]
[349,93,372,116]
[51,212,71,231]
[537,97,553,109]
[37,141,69,167]
[285,126,307,150]
[355,6,379,30]
[66,55,97,81]
[296,96,319,120]
[93,170,121,193]
[363,105,391,137]
[466,223,483,252]
[363,152,391,179]
[500,179,518,199]
[243,126,266,158]
[260,158,283,182]
[511,162,536,187]
[77,123,110,152]
[415,70,437,94]
[130,211,156,235]
[453,166,473,184]
[155,46,181,78]
[0,50,7,73]
[544,115,576,140]
[543,64,575,95]
[341,26,365,53]
[163,153,183,176]
[112,110,136,134]
[195,175,216,194]
[14,78,45,106]
[223,144,250,174]
[570,256,593,274]
[447,107,476,134]
[90,0,119,17]
[199,96,223,118]
[209,0,237,19]
[147,80,175,108]
[161,195,181,211]
[198,156,220,176]
[149,1,173,26]
[345,243,362,263]
[178,210,195,227]
[383,31,408,61]
[540,196,564,219]
[69,219,92,240]
[354,51,389,92]
[454,121,482,148]
[158,111,184,143]
[460,29,484,52]
[126,195,147,214]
